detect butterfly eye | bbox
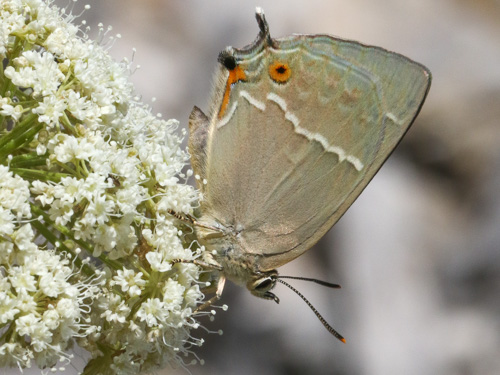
[255,277,275,291]
[218,50,237,70]
[269,61,291,83]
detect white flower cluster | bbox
[0,0,208,373]
[0,165,97,369]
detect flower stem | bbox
[8,168,67,182]
[2,122,43,156]
[8,152,48,168]
[0,112,38,149]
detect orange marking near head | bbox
[269,61,291,83]
[218,65,247,118]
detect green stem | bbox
[9,168,67,182]
[8,35,27,60]
[53,160,79,177]
[0,112,38,150]
[82,349,114,375]
[0,121,43,160]
[8,153,48,168]
[30,205,87,252]
[0,69,12,98]
[60,111,77,135]
[0,320,15,344]
[98,251,124,272]
[30,219,77,256]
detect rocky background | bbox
[21,1,500,374]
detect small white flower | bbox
[11,224,38,253]
[0,277,10,291]
[145,251,173,273]
[99,294,131,324]
[136,298,168,327]
[44,25,89,61]
[184,285,203,308]
[33,94,67,125]
[0,207,15,236]
[48,199,74,226]
[56,298,79,320]
[58,176,85,203]
[42,309,60,330]
[0,242,14,264]
[0,293,20,324]
[116,184,146,214]
[63,89,100,122]
[31,180,56,206]
[52,134,79,163]
[14,289,37,313]
[111,351,141,375]
[92,223,117,256]
[81,173,113,200]
[9,266,37,293]
[0,165,31,219]
[15,313,41,337]
[128,320,144,338]
[5,51,65,96]
[30,322,53,353]
[0,9,25,56]
[86,193,115,226]
[39,268,72,298]
[0,98,23,121]
[74,137,96,161]
[113,268,146,297]
[163,279,185,311]
[110,218,137,259]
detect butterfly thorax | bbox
[195,217,256,285]
[195,215,279,300]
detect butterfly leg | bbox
[195,275,226,312]
[167,209,221,233]
[171,257,223,271]
[170,257,225,311]
[167,210,227,311]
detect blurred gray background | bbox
[23,0,500,374]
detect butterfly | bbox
[178,8,430,342]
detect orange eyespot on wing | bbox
[219,65,247,118]
[269,61,291,83]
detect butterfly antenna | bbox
[278,275,341,289]
[275,278,346,343]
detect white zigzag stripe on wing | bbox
[216,90,364,171]
[240,90,266,111]
[217,101,238,129]
[266,92,364,171]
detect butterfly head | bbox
[247,270,280,304]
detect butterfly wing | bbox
[190,32,430,271]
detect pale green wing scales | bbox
[189,17,431,272]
